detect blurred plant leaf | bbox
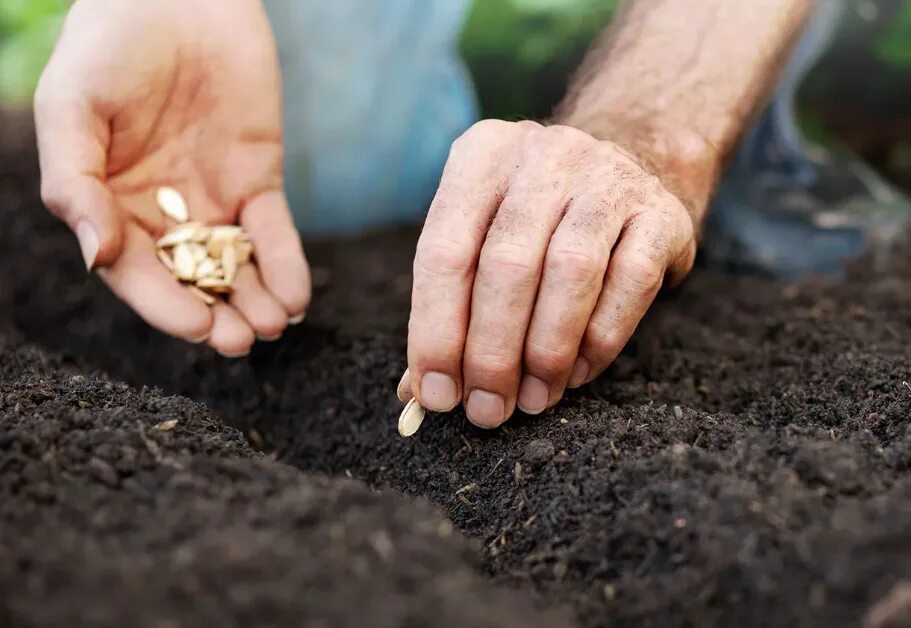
[0,10,65,106]
[875,0,911,68]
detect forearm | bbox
[555,0,816,218]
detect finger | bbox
[240,189,311,321]
[519,196,623,414]
[228,264,289,341]
[97,222,212,342]
[397,368,414,403]
[462,169,570,428]
[34,88,122,269]
[575,210,695,387]
[408,120,526,413]
[207,302,256,358]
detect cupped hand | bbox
[400,120,697,427]
[34,0,310,356]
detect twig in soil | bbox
[903,381,911,394]
[481,457,505,483]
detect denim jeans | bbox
[264,0,841,236]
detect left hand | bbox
[398,120,698,428]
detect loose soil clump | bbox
[4,112,911,627]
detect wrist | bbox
[556,111,722,223]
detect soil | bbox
[4,110,911,627]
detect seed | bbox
[156,249,175,272]
[186,242,208,264]
[222,242,238,284]
[153,419,179,431]
[235,239,254,264]
[156,186,189,223]
[188,285,216,305]
[398,398,426,437]
[173,243,196,280]
[195,257,218,280]
[196,277,232,293]
[207,226,243,257]
[190,225,212,243]
[155,222,204,248]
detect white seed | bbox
[195,257,218,280]
[153,418,179,431]
[397,398,426,438]
[173,243,197,280]
[211,225,244,239]
[188,285,216,305]
[186,242,208,264]
[235,240,254,264]
[156,249,175,272]
[222,243,238,284]
[207,226,241,257]
[191,225,212,243]
[156,186,189,223]
[196,277,232,293]
[156,223,204,248]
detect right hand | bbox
[34,0,311,356]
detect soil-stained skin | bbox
[4,112,911,627]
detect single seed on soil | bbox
[153,418,179,431]
[173,244,196,280]
[156,186,189,223]
[188,285,216,305]
[398,398,426,437]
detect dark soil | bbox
[4,110,911,627]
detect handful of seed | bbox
[154,186,254,305]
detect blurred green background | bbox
[2,0,911,186]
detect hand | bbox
[34,0,310,356]
[400,120,697,427]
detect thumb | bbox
[34,91,123,270]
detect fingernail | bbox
[466,389,505,429]
[517,375,549,415]
[257,332,283,342]
[397,369,413,403]
[420,371,458,411]
[75,220,99,271]
[217,348,251,359]
[568,356,590,388]
[188,333,211,344]
[288,312,305,325]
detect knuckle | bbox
[457,119,515,147]
[545,247,602,287]
[407,319,465,359]
[611,251,665,293]
[466,345,520,382]
[543,123,587,144]
[479,240,539,284]
[39,177,68,217]
[414,234,475,279]
[583,319,627,362]
[525,340,573,379]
